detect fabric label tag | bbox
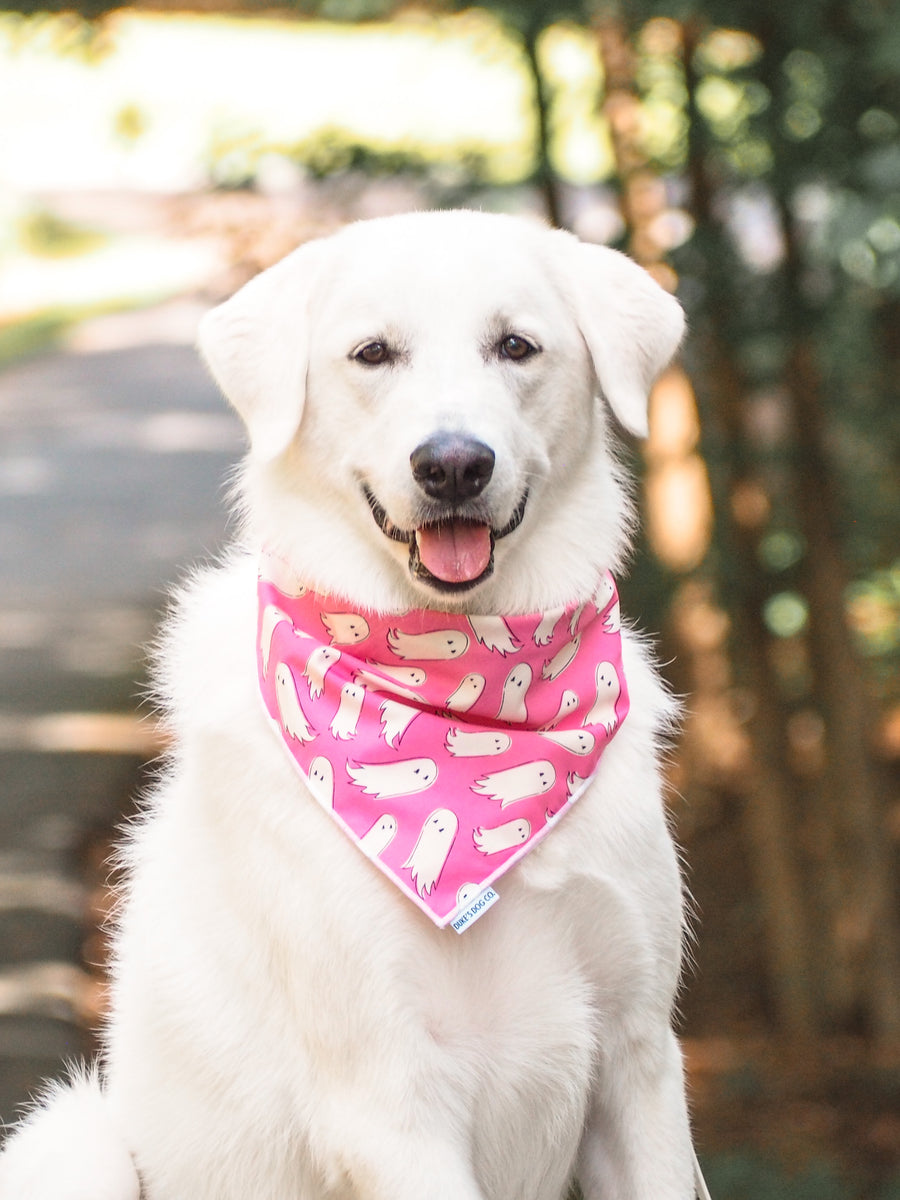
[450,886,500,934]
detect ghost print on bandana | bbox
[257,556,630,927]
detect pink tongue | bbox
[416,521,492,583]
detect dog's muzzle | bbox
[362,486,528,595]
[363,432,529,593]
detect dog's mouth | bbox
[363,487,528,594]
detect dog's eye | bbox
[354,341,391,366]
[499,335,539,362]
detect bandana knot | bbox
[258,554,629,927]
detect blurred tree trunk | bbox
[598,7,821,1037]
[680,14,900,1039]
[775,187,900,1039]
[677,17,821,1038]
[598,9,823,1037]
[521,16,563,228]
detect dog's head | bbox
[199,210,683,612]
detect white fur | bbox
[0,1070,139,1200]
[0,210,695,1200]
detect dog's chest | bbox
[406,906,597,1193]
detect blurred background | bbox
[0,0,898,1194]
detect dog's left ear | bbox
[559,237,686,438]
[198,238,327,461]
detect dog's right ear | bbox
[198,238,327,462]
[554,234,686,439]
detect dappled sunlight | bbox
[0,10,536,193]
[0,709,163,755]
[644,368,712,574]
[0,231,220,321]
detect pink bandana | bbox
[257,556,629,929]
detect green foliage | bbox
[15,210,107,259]
[204,121,495,191]
[288,0,399,19]
[700,1154,849,1200]
[0,310,71,366]
[647,0,900,701]
[287,127,487,181]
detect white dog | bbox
[0,209,705,1200]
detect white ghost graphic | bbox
[304,644,341,700]
[403,808,458,897]
[540,689,580,730]
[533,608,565,647]
[274,663,315,743]
[473,818,531,855]
[347,758,438,800]
[353,669,424,704]
[467,615,521,656]
[594,574,621,633]
[330,681,366,740]
[359,814,398,858]
[497,663,533,723]
[321,612,370,645]
[472,761,556,808]
[456,882,482,908]
[260,605,291,679]
[568,603,587,636]
[539,728,596,756]
[595,571,616,611]
[584,662,621,733]
[379,699,420,748]
[446,673,486,713]
[387,628,469,661]
[542,635,581,682]
[445,728,512,757]
[307,755,335,808]
[365,662,427,688]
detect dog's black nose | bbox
[410,433,495,502]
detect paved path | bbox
[0,302,243,1123]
